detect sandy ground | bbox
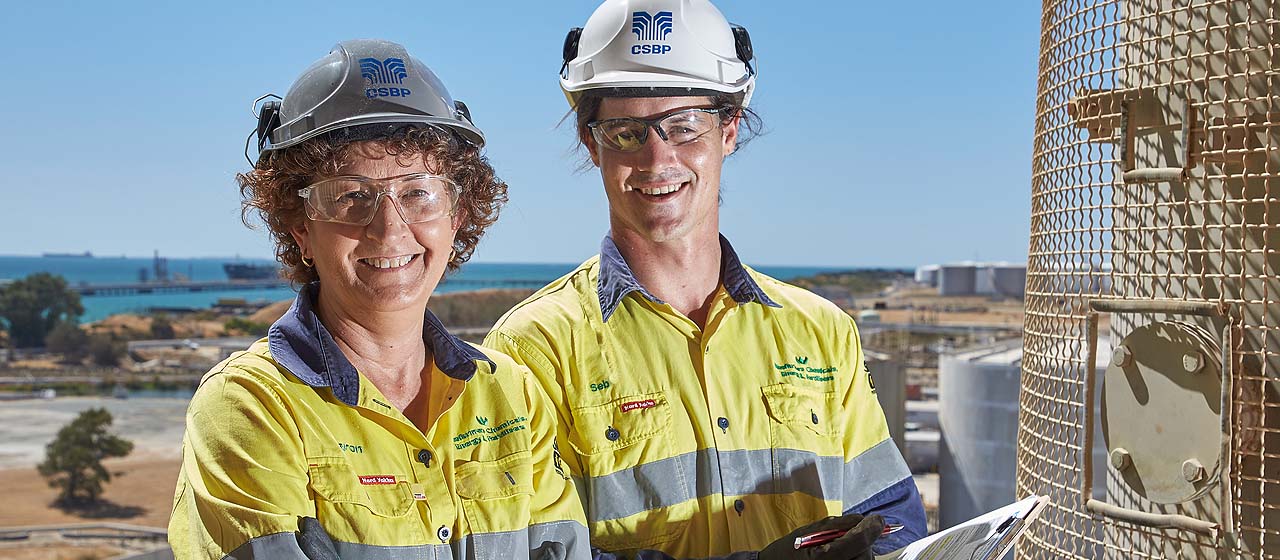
[0,456,180,529]
[0,544,124,560]
[0,396,189,532]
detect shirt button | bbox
[417,449,432,467]
[605,426,621,441]
[734,499,745,514]
[717,417,730,430]
[811,411,820,425]
[437,525,451,542]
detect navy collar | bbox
[267,283,495,406]
[597,234,781,322]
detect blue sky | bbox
[1,1,1040,268]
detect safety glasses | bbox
[587,107,726,153]
[297,173,459,226]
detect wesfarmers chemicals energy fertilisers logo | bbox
[360,57,411,99]
[631,11,673,55]
[775,355,838,382]
[453,416,528,450]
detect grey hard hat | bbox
[253,39,483,157]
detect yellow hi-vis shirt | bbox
[486,236,926,558]
[170,284,589,560]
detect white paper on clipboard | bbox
[875,495,1049,560]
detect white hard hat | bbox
[559,0,755,109]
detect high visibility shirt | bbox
[485,235,926,558]
[169,283,589,560]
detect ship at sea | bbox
[42,251,93,258]
[223,262,282,281]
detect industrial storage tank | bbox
[940,339,1109,530]
[916,264,940,286]
[938,264,977,296]
[866,350,907,458]
[991,265,1027,298]
[1020,0,1280,557]
[975,265,997,295]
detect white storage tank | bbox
[865,350,906,459]
[991,264,1027,298]
[938,264,977,296]
[915,264,940,286]
[940,338,1110,530]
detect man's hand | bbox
[759,514,884,560]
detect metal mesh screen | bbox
[1020,0,1280,557]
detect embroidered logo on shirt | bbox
[620,399,657,413]
[590,379,612,392]
[865,363,877,392]
[452,416,529,450]
[338,443,364,454]
[775,356,839,382]
[358,475,397,485]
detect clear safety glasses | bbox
[587,107,726,153]
[297,173,459,226]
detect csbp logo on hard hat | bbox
[631,11,673,55]
[360,57,412,99]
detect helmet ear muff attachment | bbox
[244,95,282,166]
[561,27,583,75]
[731,24,754,75]
[454,100,474,125]
[256,99,282,152]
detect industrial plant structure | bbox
[1020,0,1280,557]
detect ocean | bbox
[0,255,844,322]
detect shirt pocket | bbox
[761,383,846,522]
[306,458,422,545]
[566,390,673,458]
[567,390,691,550]
[454,450,534,543]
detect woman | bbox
[169,40,588,560]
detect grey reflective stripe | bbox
[584,441,912,523]
[324,520,590,560]
[586,447,848,522]
[769,448,844,499]
[223,532,311,560]
[334,540,443,560]
[840,438,913,510]
[586,451,697,522]
[461,527,528,560]
[530,520,592,560]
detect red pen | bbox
[793,524,902,549]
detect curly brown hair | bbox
[239,126,508,284]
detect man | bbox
[485,1,926,558]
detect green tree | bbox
[37,407,134,506]
[150,314,175,339]
[88,334,126,367]
[0,273,85,348]
[45,321,89,363]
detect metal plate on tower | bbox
[1102,320,1222,504]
